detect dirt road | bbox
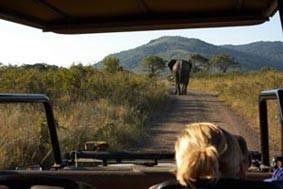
[136,90,260,152]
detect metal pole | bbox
[278,0,283,31]
[259,99,270,166]
[44,102,62,166]
[277,90,283,156]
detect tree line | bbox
[108,53,238,77]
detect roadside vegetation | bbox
[0,61,169,169]
[190,69,283,151]
[141,55,166,77]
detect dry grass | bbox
[0,105,44,168]
[0,67,169,169]
[190,70,283,154]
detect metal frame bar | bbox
[70,151,174,166]
[0,93,62,166]
[259,89,283,166]
[45,13,267,34]
[278,0,283,31]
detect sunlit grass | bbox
[190,70,283,153]
[0,66,169,169]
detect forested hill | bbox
[96,36,283,72]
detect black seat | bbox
[151,179,283,189]
[0,174,80,189]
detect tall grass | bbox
[190,70,283,153]
[0,65,169,169]
[0,105,45,169]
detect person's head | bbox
[175,122,243,186]
[234,135,250,178]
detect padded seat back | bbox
[152,179,283,189]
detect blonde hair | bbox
[175,122,242,186]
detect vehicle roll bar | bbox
[0,93,62,166]
[279,0,283,31]
[259,89,283,166]
[69,151,174,166]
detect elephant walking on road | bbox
[168,59,192,95]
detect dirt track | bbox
[135,90,260,152]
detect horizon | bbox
[139,35,283,46]
[0,12,282,68]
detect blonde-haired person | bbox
[175,122,247,187]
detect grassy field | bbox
[2,64,281,169]
[190,70,283,153]
[0,65,169,169]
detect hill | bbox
[96,36,283,72]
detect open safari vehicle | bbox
[0,0,282,189]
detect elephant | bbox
[168,59,192,95]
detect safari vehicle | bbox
[0,1,282,189]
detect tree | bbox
[141,56,166,77]
[190,54,209,72]
[103,56,123,73]
[209,54,238,73]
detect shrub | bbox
[0,65,169,169]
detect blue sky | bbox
[0,12,282,67]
